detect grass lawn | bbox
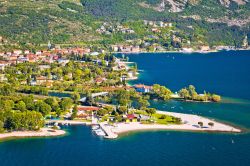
[152,113,179,125]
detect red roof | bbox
[134,84,152,89]
[127,114,135,119]
[77,106,100,112]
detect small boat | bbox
[92,125,100,130]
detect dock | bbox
[99,123,118,139]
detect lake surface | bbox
[1,51,250,166]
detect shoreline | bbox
[0,128,66,141]
[113,48,250,55]
[101,110,241,139]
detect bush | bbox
[159,115,167,119]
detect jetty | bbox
[99,123,118,139]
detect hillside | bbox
[0,0,249,51]
[0,0,101,50]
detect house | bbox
[38,65,51,71]
[26,54,38,62]
[35,50,42,55]
[30,80,37,86]
[127,71,134,78]
[0,62,7,71]
[139,114,150,121]
[152,28,161,33]
[119,46,132,52]
[17,57,29,63]
[13,50,22,55]
[95,77,106,84]
[35,76,47,85]
[199,46,210,52]
[112,45,119,52]
[8,54,19,61]
[131,46,140,53]
[24,50,30,54]
[125,114,138,122]
[90,52,99,56]
[182,48,194,53]
[76,106,100,120]
[58,59,69,66]
[134,84,153,93]
[0,74,7,82]
[0,64,5,71]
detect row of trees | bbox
[151,84,172,100]
[0,94,74,117]
[178,85,221,102]
[0,111,44,132]
[0,92,75,133]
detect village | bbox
[0,43,230,139]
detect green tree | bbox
[146,108,156,116]
[137,97,150,109]
[60,98,73,111]
[208,122,214,128]
[35,101,52,116]
[178,88,190,99]
[44,97,59,112]
[16,101,27,112]
[152,84,172,100]
[0,84,14,95]
[211,94,221,102]
[0,120,5,133]
[71,92,80,103]
[70,105,78,120]
[22,95,34,110]
[3,100,15,111]
[188,85,198,100]
[118,106,127,114]
[198,121,203,128]
[73,69,83,81]
[116,90,132,106]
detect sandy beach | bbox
[0,128,66,140]
[101,111,241,139]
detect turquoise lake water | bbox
[1,51,250,166]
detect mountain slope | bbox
[0,0,100,49]
[0,0,249,51]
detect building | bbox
[13,50,22,55]
[35,76,48,85]
[95,77,106,84]
[0,74,7,82]
[131,46,140,53]
[76,106,100,120]
[125,114,138,122]
[134,84,153,93]
[199,46,210,52]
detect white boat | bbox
[92,125,100,130]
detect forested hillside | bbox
[0,0,249,51]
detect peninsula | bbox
[0,47,241,141]
[104,110,241,139]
